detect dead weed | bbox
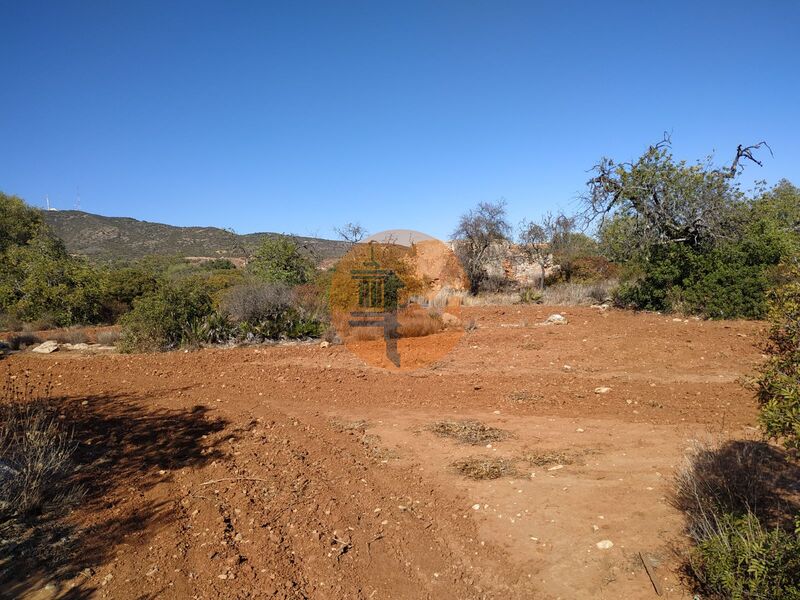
[451,456,517,480]
[428,420,510,445]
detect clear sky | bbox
[2,1,798,241]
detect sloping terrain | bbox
[5,305,769,599]
[42,210,349,263]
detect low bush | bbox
[0,314,23,332]
[6,333,42,351]
[221,282,323,342]
[96,330,121,346]
[518,287,542,304]
[690,512,800,600]
[51,329,89,345]
[118,280,214,352]
[0,374,81,520]
[541,280,617,306]
[674,440,800,599]
[758,269,800,450]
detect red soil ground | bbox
[4,305,768,599]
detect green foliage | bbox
[757,269,800,449]
[221,283,323,341]
[0,231,107,326]
[613,186,796,319]
[0,192,44,254]
[0,193,111,326]
[118,280,214,352]
[517,287,542,304]
[248,237,314,286]
[690,512,800,600]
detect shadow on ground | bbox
[0,385,229,598]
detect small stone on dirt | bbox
[544,314,567,325]
[596,540,614,549]
[594,387,612,394]
[472,503,481,510]
[320,340,331,348]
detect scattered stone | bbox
[596,540,614,549]
[544,314,567,325]
[31,340,59,354]
[319,340,331,348]
[594,387,612,394]
[472,503,481,510]
[547,465,564,471]
[63,343,90,351]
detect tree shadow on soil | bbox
[0,388,230,599]
[674,438,800,533]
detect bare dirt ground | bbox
[3,305,767,599]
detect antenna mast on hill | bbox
[45,195,50,211]
[75,186,81,210]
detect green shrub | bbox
[221,283,323,341]
[614,233,782,319]
[674,440,800,599]
[690,512,800,600]
[118,280,214,352]
[248,237,314,286]
[518,287,542,304]
[758,269,800,449]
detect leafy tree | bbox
[0,228,105,326]
[583,137,769,251]
[0,192,43,253]
[248,237,314,286]
[334,222,368,246]
[452,200,511,294]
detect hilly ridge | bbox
[42,210,349,264]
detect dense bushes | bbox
[610,181,799,319]
[221,282,324,340]
[118,279,215,352]
[674,440,800,599]
[674,269,800,598]
[691,513,800,599]
[757,269,800,449]
[118,279,326,353]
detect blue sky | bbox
[2,1,798,241]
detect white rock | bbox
[319,340,331,348]
[544,314,567,325]
[594,386,612,394]
[547,465,564,471]
[31,340,59,354]
[472,503,481,510]
[596,540,614,549]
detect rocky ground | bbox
[3,305,766,599]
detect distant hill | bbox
[41,210,349,265]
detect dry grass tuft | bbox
[521,449,575,467]
[51,329,89,345]
[451,456,517,480]
[6,333,43,351]
[541,280,618,306]
[507,390,542,405]
[397,308,444,338]
[0,374,82,522]
[96,330,121,346]
[428,419,510,445]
